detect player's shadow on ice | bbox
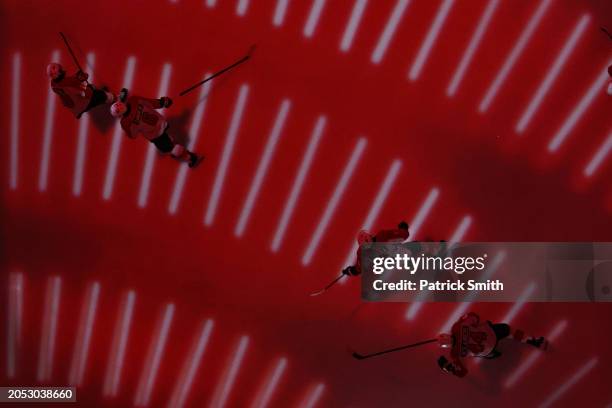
[89,103,115,134]
[466,339,542,395]
[166,109,193,146]
[164,85,216,147]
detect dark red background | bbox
[1,0,612,406]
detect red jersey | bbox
[51,73,93,118]
[445,313,496,377]
[119,96,167,141]
[356,228,410,274]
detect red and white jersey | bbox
[119,96,167,141]
[50,74,93,118]
[450,312,496,358]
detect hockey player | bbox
[47,62,115,119]
[437,312,547,377]
[110,89,203,168]
[310,221,410,296]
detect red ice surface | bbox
[1,0,612,406]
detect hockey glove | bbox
[342,266,360,277]
[160,96,173,108]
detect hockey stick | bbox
[310,274,347,296]
[351,338,438,360]
[59,32,84,73]
[601,27,612,41]
[178,46,255,97]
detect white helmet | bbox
[46,62,63,79]
[110,101,127,117]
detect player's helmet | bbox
[438,333,453,348]
[110,102,127,118]
[357,230,374,245]
[46,63,63,80]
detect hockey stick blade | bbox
[309,274,346,297]
[309,289,326,297]
[351,352,367,360]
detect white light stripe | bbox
[584,131,612,177]
[446,0,499,97]
[340,0,368,52]
[500,281,536,323]
[37,276,61,382]
[408,0,455,81]
[68,282,100,386]
[206,0,217,7]
[102,56,137,200]
[250,357,287,408]
[300,383,325,408]
[479,0,552,113]
[548,63,611,152]
[38,50,61,192]
[303,0,327,38]
[448,215,472,246]
[103,290,136,397]
[273,0,290,26]
[404,299,425,321]
[402,188,443,320]
[404,187,440,242]
[371,0,411,64]
[72,52,95,197]
[340,160,402,271]
[237,0,250,16]
[235,99,291,237]
[271,116,326,252]
[10,53,21,190]
[302,137,367,265]
[438,252,505,332]
[205,84,249,226]
[138,63,173,208]
[405,217,471,322]
[539,356,598,408]
[209,336,250,408]
[168,73,213,215]
[168,319,214,408]
[6,273,23,378]
[504,320,568,389]
[516,15,590,134]
[540,357,599,408]
[135,303,175,407]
